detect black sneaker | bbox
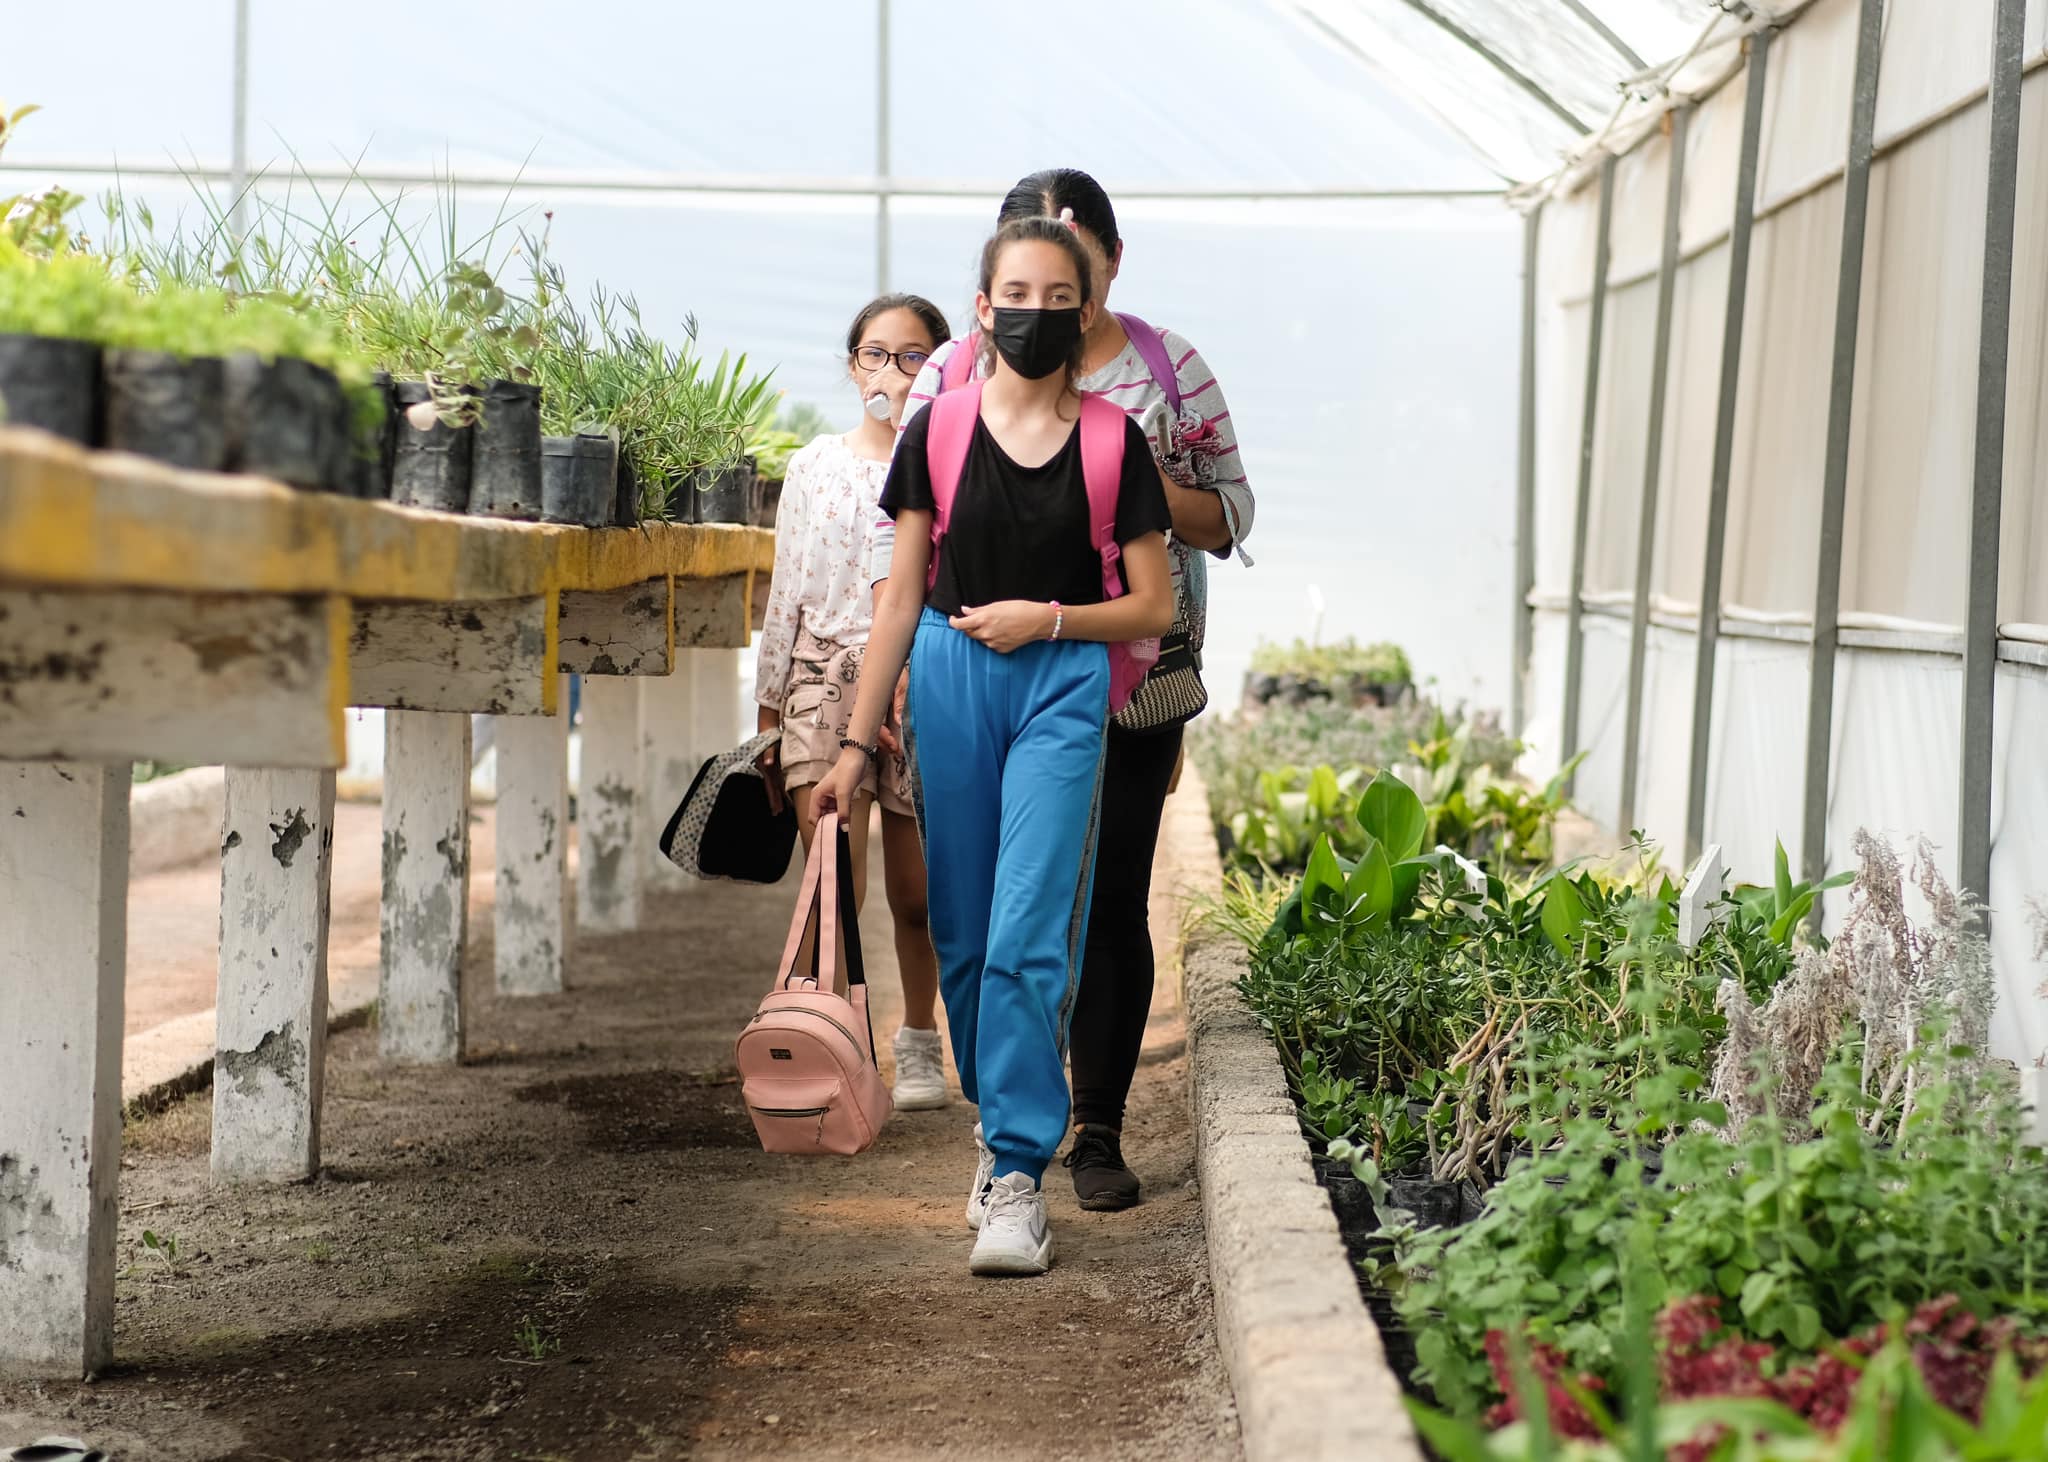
[1063,1124,1141,1211]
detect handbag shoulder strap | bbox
[773,816,829,991]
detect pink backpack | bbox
[924,380,1160,713]
[734,812,892,1155]
[937,310,1184,418]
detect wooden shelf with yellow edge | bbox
[0,427,771,768]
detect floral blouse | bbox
[753,433,892,709]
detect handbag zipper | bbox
[748,1004,862,1051]
[749,1105,830,1119]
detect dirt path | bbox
[2,832,1241,1461]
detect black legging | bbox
[1069,722,1184,1130]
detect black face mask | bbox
[989,307,1082,381]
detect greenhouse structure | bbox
[4,1,2048,1458]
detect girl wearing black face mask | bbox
[812,216,1175,1278]
[875,170,1256,1216]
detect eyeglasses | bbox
[853,345,931,375]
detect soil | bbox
[2,838,1240,1461]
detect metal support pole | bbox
[1558,155,1616,794]
[228,0,251,245]
[1958,0,2028,912]
[1388,0,1594,133]
[875,0,892,296]
[1801,0,1886,926]
[1685,28,1771,866]
[1511,205,1541,737]
[1619,105,1691,835]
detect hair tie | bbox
[1057,206,1078,233]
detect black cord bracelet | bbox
[839,736,879,761]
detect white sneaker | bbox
[891,1025,949,1111]
[969,1172,1054,1277]
[965,1122,996,1230]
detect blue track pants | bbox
[906,607,1109,1183]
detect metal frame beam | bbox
[1800,0,1885,927]
[0,157,1505,204]
[1958,0,2028,913]
[1558,155,1616,794]
[1389,0,1596,135]
[1512,205,1541,737]
[875,0,892,295]
[1618,104,1690,835]
[1556,0,1647,73]
[1684,28,1770,865]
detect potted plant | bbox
[96,283,238,472]
[0,243,113,444]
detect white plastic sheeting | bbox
[1526,0,2048,1060]
[1283,0,1711,179]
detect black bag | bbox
[659,730,798,884]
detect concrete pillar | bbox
[379,711,470,1063]
[495,687,572,995]
[640,669,698,891]
[213,767,336,1183]
[0,761,128,1377]
[690,648,744,758]
[576,676,642,932]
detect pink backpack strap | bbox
[939,335,979,390]
[1077,394,1127,601]
[923,381,984,591]
[775,810,844,997]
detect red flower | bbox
[1483,1329,1607,1440]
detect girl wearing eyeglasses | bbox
[753,292,952,1112]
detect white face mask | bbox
[863,390,894,422]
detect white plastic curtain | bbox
[1283,0,1709,179]
[1525,0,2048,1063]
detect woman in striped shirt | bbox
[873,168,1255,1212]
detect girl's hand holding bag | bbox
[733,812,893,1154]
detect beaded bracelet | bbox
[1048,601,1064,641]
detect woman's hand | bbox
[811,746,869,821]
[878,669,910,755]
[755,738,787,815]
[948,600,1055,655]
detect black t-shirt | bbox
[881,408,1171,616]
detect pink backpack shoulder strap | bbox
[1077,393,1127,599]
[923,381,984,590]
[939,335,979,390]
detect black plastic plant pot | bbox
[541,432,619,528]
[1385,1174,1469,1232]
[753,476,782,530]
[102,349,228,471]
[613,447,641,526]
[350,371,398,499]
[0,333,100,445]
[388,381,473,513]
[468,378,543,519]
[224,353,347,491]
[694,463,752,524]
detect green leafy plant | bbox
[514,1314,560,1361]
[140,1228,182,1278]
[1251,636,1413,687]
[1730,840,1855,951]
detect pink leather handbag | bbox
[734,812,893,1155]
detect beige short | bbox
[779,627,913,817]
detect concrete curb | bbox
[129,766,224,876]
[1163,771,1421,1462]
